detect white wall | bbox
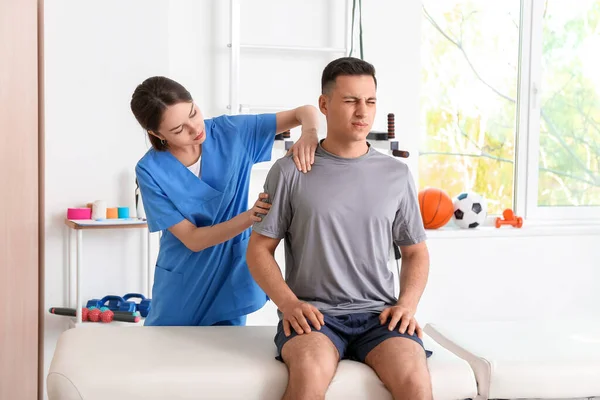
[43,0,171,396]
[42,0,600,398]
[420,231,600,324]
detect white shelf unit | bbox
[65,218,153,326]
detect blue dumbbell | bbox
[122,293,152,317]
[87,295,137,313]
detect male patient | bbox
[246,57,432,400]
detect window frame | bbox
[517,0,600,221]
[419,0,600,224]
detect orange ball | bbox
[418,188,454,229]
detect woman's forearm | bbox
[295,105,319,136]
[275,105,320,136]
[169,212,251,252]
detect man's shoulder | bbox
[270,154,299,176]
[368,149,411,176]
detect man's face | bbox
[319,74,377,142]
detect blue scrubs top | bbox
[135,114,276,326]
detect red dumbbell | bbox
[495,209,523,228]
[88,307,102,322]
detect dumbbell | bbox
[89,306,140,322]
[86,295,137,313]
[495,209,523,228]
[49,307,140,323]
[122,293,152,317]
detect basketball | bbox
[418,188,454,229]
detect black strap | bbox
[393,243,401,260]
[349,0,364,59]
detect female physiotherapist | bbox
[130,76,319,326]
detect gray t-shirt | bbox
[252,142,427,316]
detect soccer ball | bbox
[452,192,487,229]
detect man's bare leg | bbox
[280,333,339,400]
[365,337,432,400]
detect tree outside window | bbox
[420,0,600,216]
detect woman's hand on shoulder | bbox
[287,128,318,173]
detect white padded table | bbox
[48,326,477,400]
[425,320,600,400]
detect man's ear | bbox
[318,94,328,116]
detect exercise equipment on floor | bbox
[122,293,152,317]
[86,293,152,317]
[49,307,141,323]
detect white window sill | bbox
[425,220,600,239]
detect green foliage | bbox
[420,0,600,212]
[538,0,600,206]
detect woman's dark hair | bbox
[130,76,193,151]
[321,57,377,94]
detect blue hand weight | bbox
[122,293,152,317]
[85,299,102,309]
[88,295,136,313]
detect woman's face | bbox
[152,101,206,149]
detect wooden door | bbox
[0,0,40,399]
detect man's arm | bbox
[246,233,297,308]
[380,241,430,337]
[397,241,430,311]
[246,231,325,336]
[381,165,429,337]
[249,158,324,336]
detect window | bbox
[420,1,520,216]
[528,0,600,217]
[420,0,600,220]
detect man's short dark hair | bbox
[321,57,377,94]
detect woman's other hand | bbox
[244,192,271,226]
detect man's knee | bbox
[390,369,432,400]
[398,365,431,386]
[364,337,432,399]
[281,332,339,377]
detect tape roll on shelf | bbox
[67,208,92,220]
[92,200,107,220]
[106,207,118,219]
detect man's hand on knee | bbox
[379,304,423,338]
[279,300,325,337]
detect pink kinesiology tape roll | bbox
[67,208,92,220]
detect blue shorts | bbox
[274,312,432,363]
